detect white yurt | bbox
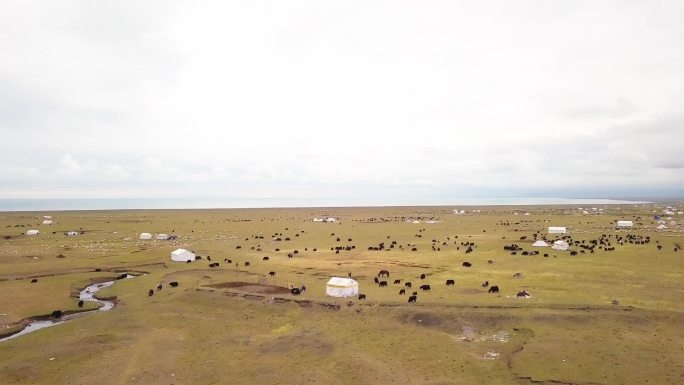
[548,226,567,234]
[325,277,359,298]
[616,220,633,228]
[552,240,569,251]
[325,217,337,223]
[664,210,675,216]
[312,218,324,222]
[42,220,53,225]
[532,240,549,247]
[412,220,420,224]
[66,231,79,236]
[171,248,196,262]
[657,224,668,230]
[43,215,52,219]
[156,234,169,240]
[139,232,152,240]
[26,229,39,235]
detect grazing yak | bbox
[262,256,270,261]
[482,280,489,288]
[446,279,455,286]
[30,278,38,283]
[374,277,379,284]
[404,282,412,288]
[420,284,431,291]
[169,281,179,287]
[517,290,531,298]
[117,273,128,280]
[420,273,426,279]
[268,271,276,276]
[244,262,250,266]
[78,300,84,308]
[399,289,406,295]
[148,289,154,296]
[512,272,523,278]
[379,281,388,287]
[358,294,366,300]
[488,285,499,293]
[51,310,63,318]
[377,270,390,277]
[408,295,417,303]
[462,261,472,267]
[157,284,163,291]
[393,279,401,284]
[291,288,301,295]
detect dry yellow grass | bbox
[0,206,683,384]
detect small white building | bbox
[156,234,169,240]
[139,232,152,240]
[532,240,549,247]
[552,240,569,251]
[325,277,359,298]
[26,229,40,235]
[548,226,567,234]
[616,220,633,228]
[42,220,53,225]
[171,248,196,262]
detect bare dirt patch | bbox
[207,281,290,294]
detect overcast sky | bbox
[1,1,683,204]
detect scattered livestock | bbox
[399,289,406,295]
[446,279,455,286]
[169,281,179,287]
[393,279,401,284]
[30,278,38,283]
[379,281,388,287]
[378,270,390,277]
[482,280,489,287]
[51,310,62,318]
[358,294,366,300]
[462,262,472,267]
[269,271,276,276]
[488,286,499,293]
[157,284,162,291]
[517,290,531,298]
[78,300,84,307]
[420,284,431,291]
[420,274,426,279]
[408,295,417,303]
[148,289,154,296]
[404,282,412,288]
[291,288,301,295]
[513,272,523,278]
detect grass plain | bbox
[0,205,683,385]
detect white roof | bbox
[66,231,79,235]
[326,277,358,287]
[312,218,324,222]
[532,240,549,247]
[548,226,567,233]
[616,220,633,227]
[412,220,420,224]
[156,233,168,240]
[139,232,152,239]
[552,240,569,250]
[42,220,53,225]
[43,215,52,219]
[325,217,337,222]
[657,224,667,229]
[26,229,39,235]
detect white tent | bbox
[524,212,530,216]
[582,210,590,215]
[325,277,359,298]
[171,248,196,262]
[139,232,152,240]
[532,240,549,247]
[616,220,633,228]
[325,217,337,223]
[678,212,683,215]
[42,220,53,225]
[156,234,169,240]
[657,224,667,230]
[312,218,324,222]
[26,229,39,235]
[412,220,420,224]
[664,210,675,216]
[66,231,79,236]
[43,215,52,219]
[552,240,569,251]
[548,226,567,234]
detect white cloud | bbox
[1,1,683,201]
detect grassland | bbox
[0,205,683,385]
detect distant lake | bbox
[0,197,654,212]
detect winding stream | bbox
[0,274,135,342]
